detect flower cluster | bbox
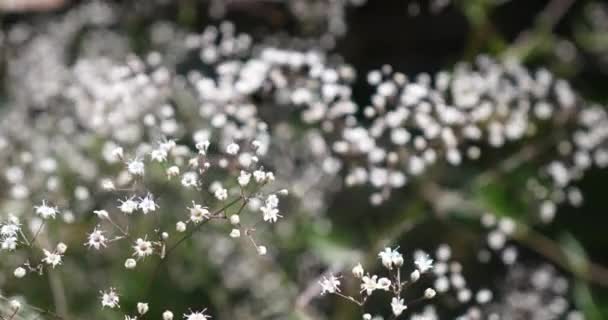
[319,247,437,318]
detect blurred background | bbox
[1,0,608,319]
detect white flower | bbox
[125,258,137,269]
[229,214,240,225]
[137,302,149,315]
[35,200,58,219]
[257,245,267,256]
[167,166,180,178]
[410,270,421,282]
[226,142,240,155]
[9,300,21,312]
[319,274,341,294]
[86,228,107,250]
[352,263,364,278]
[127,158,145,176]
[414,253,434,273]
[184,309,212,320]
[56,242,67,254]
[14,267,26,278]
[376,277,392,291]
[138,194,158,214]
[163,310,174,320]
[391,297,407,316]
[150,148,168,162]
[101,288,120,309]
[361,275,378,295]
[1,236,17,251]
[176,221,187,232]
[94,209,109,220]
[261,205,281,223]
[188,203,210,223]
[42,249,62,268]
[238,171,251,186]
[229,229,241,238]
[119,197,139,214]
[214,188,228,201]
[424,288,436,299]
[378,247,401,270]
[181,171,199,188]
[133,238,154,259]
[253,170,266,183]
[111,147,124,160]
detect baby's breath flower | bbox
[35,200,58,219]
[127,158,145,176]
[119,197,139,214]
[226,142,240,155]
[391,297,407,316]
[138,194,158,214]
[229,229,241,238]
[184,309,212,320]
[101,288,120,309]
[42,249,63,268]
[188,203,210,223]
[319,274,341,294]
[176,221,187,232]
[414,253,434,273]
[163,310,174,320]
[14,267,26,278]
[133,238,154,259]
[214,188,228,201]
[125,258,137,269]
[137,302,149,315]
[86,227,107,250]
[352,263,364,278]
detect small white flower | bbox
[101,179,116,190]
[101,288,120,309]
[229,229,241,238]
[86,228,107,250]
[424,288,436,299]
[138,194,158,214]
[163,310,174,320]
[229,214,240,225]
[9,300,21,312]
[137,302,149,315]
[150,148,168,162]
[352,263,364,278]
[184,309,212,320]
[319,274,341,295]
[119,197,139,214]
[1,236,17,251]
[238,171,251,186]
[360,275,378,295]
[188,203,210,223]
[391,297,407,316]
[376,277,391,291]
[127,158,145,176]
[253,170,266,183]
[94,209,109,220]
[176,221,187,232]
[14,267,26,278]
[111,147,124,160]
[214,188,228,201]
[167,166,180,178]
[181,171,199,188]
[133,238,154,259]
[226,142,240,155]
[257,245,267,256]
[378,247,401,270]
[35,200,58,219]
[42,249,62,268]
[414,253,434,273]
[125,258,137,269]
[410,270,421,282]
[56,242,67,254]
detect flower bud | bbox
[176,221,187,232]
[410,270,420,282]
[137,302,149,315]
[125,258,137,269]
[352,263,364,278]
[14,267,26,278]
[56,242,68,254]
[229,214,240,225]
[163,310,174,320]
[424,288,436,299]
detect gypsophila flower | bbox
[167,166,180,178]
[35,200,58,219]
[137,302,149,315]
[119,197,139,214]
[101,288,120,309]
[414,253,434,273]
[184,309,212,320]
[188,202,210,223]
[42,249,63,268]
[226,142,240,155]
[163,311,174,320]
[138,194,158,214]
[133,238,154,259]
[151,148,168,162]
[391,297,407,316]
[378,247,402,269]
[86,227,107,250]
[319,274,341,294]
[214,188,228,201]
[181,171,199,188]
[127,158,145,176]
[238,171,251,186]
[125,258,137,269]
[352,263,364,278]
[14,267,26,278]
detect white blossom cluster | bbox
[319,247,437,318]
